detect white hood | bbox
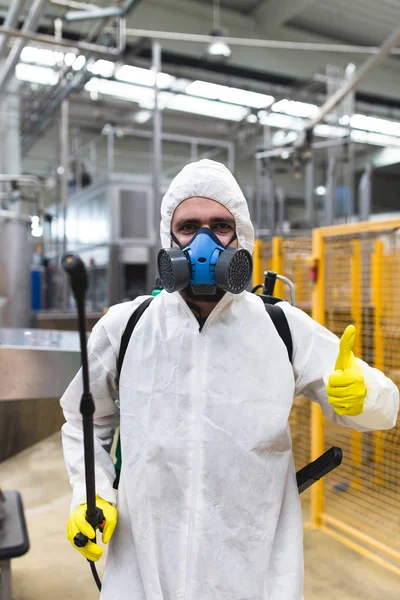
[160,159,255,254]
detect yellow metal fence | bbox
[312,221,400,576]
[254,223,400,576]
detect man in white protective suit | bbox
[61,159,399,600]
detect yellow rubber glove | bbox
[326,325,367,417]
[67,495,117,561]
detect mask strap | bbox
[170,231,183,249]
[171,229,237,249]
[224,231,237,249]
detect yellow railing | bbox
[253,235,312,311]
[311,219,400,576]
[254,223,400,576]
[253,235,313,492]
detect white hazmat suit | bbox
[61,159,399,600]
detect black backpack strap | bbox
[262,300,293,364]
[117,297,154,378]
[114,296,153,489]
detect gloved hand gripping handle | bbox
[62,254,105,550]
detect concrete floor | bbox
[1,433,399,599]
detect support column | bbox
[359,164,373,222]
[266,164,275,236]
[305,158,314,227]
[147,40,162,293]
[59,99,69,309]
[276,186,285,233]
[0,97,7,201]
[0,78,22,212]
[325,156,336,226]
[7,92,21,175]
[0,560,12,599]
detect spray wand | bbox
[62,252,104,591]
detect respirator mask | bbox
[157,227,253,296]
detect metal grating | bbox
[321,229,400,571]
[288,0,400,47]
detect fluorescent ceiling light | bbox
[314,124,348,138]
[87,59,115,78]
[207,29,231,57]
[134,110,152,124]
[64,52,76,67]
[208,39,231,57]
[20,45,63,67]
[339,115,351,126]
[271,129,297,146]
[171,78,192,92]
[186,80,274,109]
[84,78,173,109]
[15,63,59,86]
[272,99,318,118]
[72,55,86,71]
[138,91,175,110]
[86,78,154,104]
[315,186,326,196]
[86,78,246,120]
[167,95,247,121]
[258,111,304,131]
[350,129,400,147]
[351,114,400,137]
[115,65,173,89]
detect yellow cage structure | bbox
[253,235,314,488]
[253,221,400,576]
[311,219,400,576]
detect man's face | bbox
[171,197,238,249]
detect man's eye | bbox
[181,224,196,231]
[213,223,230,230]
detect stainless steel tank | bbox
[0,210,32,327]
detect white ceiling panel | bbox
[288,0,400,46]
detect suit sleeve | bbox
[280,302,399,432]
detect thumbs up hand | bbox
[326,325,367,416]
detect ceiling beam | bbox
[255,0,316,29]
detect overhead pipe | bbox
[108,126,233,150]
[306,27,400,132]
[0,174,40,185]
[65,0,144,22]
[120,27,400,55]
[0,25,123,57]
[20,17,126,154]
[0,0,49,92]
[51,0,98,10]
[255,137,347,160]
[358,164,373,222]
[20,0,137,152]
[0,0,26,60]
[148,39,162,291]
[60,99,69,309]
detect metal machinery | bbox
[0,211,33,328]
[0,326,80,600]
[46,123,235,312]
[255,64,357,238]
[61,173,158,310]
[254,25,400,238]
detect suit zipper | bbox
[184,326,206,600]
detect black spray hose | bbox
[251,283,264,294]
[62,252,104,592]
